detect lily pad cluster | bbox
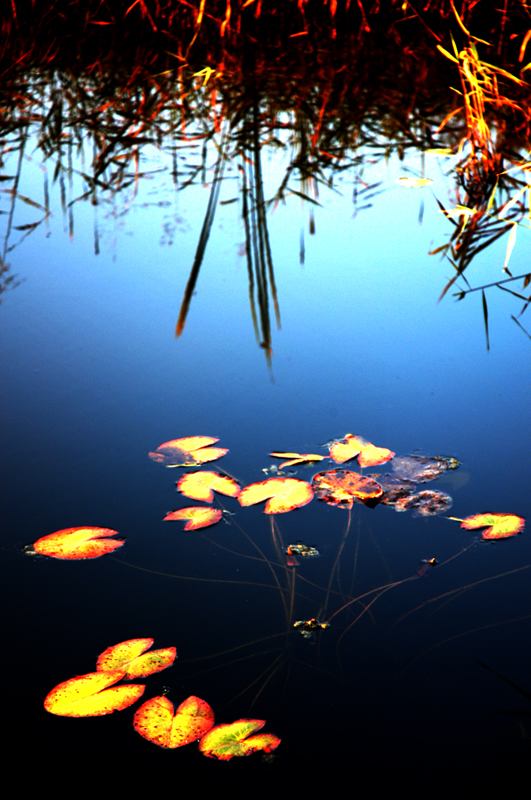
[27,430,526,759]
[44,637,281,759]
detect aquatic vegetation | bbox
[133,695,215,750]
[269,451,325,469]
[176,470,241,502]
[293,618,330,638]
[43,636,279,757]
[329,433,395,467]
[391,454,460,483]
[34,430,526,759]
[163,506,223,530]
[239,476,314,514]
[96,638,177,679]
[1,2,529,351]
[393,489,453,517]
[44,670,145,717]
[149,436,229,467]
[198,719,281,761]
[31,526,125,560]
[451,512,526,540]
[312,469,384,508]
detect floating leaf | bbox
[391,455,459,483]
[176,471,240,502]
[312,469,383,508]
[394,490,453,516]
[44,670,145,717]
[239,477,313,514]
[163,506,222,531]
[133,695,215,749]
[199,719,281,761]
[269,451,325,469]
[457,513,525,540]
[328,434,362,464]
[149,436,228,467]
[377,474,418,505]
[96,638,177,679]
[32,527,124,560]
[329,433,394,467]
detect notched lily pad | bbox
[312,469,383,508]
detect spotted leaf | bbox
[44,670,145,717]
[458,513,525,540]
[32,527,124,560]
[133,695,215,749]
[312,469,383,508]
[163,506,223,530]
[199,719,281,761]
[96,638,177,679]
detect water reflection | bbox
[1,1,530,769]
[1,6,529,349]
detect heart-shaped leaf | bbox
[329,434,394,467]
[133,695,215,749]
[199,719,281,761]
[96,638,177,679]
[312,469,383,508]
[163,506,223,530]
[239,477,313,514]
[176,471,240,502]
[149,436,228,467]
[32,527,124,560]
[458,512,525,540]
[44,670,145,717]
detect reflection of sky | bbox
[2,137,529,491]
[1,134,530,763]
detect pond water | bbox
[2,124,530,773]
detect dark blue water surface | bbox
[2,138,530,773]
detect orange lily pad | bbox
[32,527,125,560]
[96,638,177,679]
[199,719,281,761]
[458,513,525,540]
[133,695,215,749]
[163,506,223,530]
[239,477,313,514]
[312,469,383,508]
[269,451,325,469]
[149,436,228,467]
[176,471,240,502]
[44,670,145,717]
[329,433,394,467]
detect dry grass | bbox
[1,1,529,342]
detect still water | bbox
[2,131,530,772]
